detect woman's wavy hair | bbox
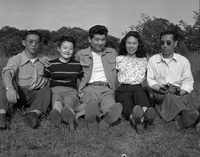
[118,31,146,58]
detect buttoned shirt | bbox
[147,53,194,93]
[2,51,48,90]
[116,55,147,85]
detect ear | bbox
[57,47,60,53]
[22,40,26,47]
[174,41,178,47]
[88,37,91,43]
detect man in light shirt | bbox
[75,25,122,132]
[147,30,199,129]
[0,30,51,130]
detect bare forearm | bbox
[3,70,14,88]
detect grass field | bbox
[0,53,200,157]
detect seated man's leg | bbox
[154,92,199,128]
[0,89,13,130]
[0,82,24,130]
[99,87,122,129]
[23,86,51,128]
[79,86,99,132]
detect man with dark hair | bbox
[75,25,122,132]
[147,30,199,129]
[0,30,51,130]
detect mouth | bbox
[163,49,169,51]
[128,49,135,52]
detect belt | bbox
[87,81,109,86]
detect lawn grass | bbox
[1,53,200,157]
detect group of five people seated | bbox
[0,25,199,134]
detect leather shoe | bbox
[144,107,156,129]
[61,107,76,132]
[23,112,39,129]
[49,109,62,128]
[0,113,8,130]
[130,105,144,134]
[177,110,199,129]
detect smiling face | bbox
[58,41,74,61]
[125,36,139,57]
[89,34,106,53]
[160,34,177,58]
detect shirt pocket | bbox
[18,73,32,87]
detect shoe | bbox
[144,107,156,129]
[0,113,8,130]
[23,112,39,129]
[85,102,99,132]
[61,107,76,132]
[99,102,122,130]
[177,110,199,129]
[130,105,144,134]
[49,109,62,128]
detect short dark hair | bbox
[160,30,178,41]
[118,31,146,58]
[22,30,42,42]
[57,35,76,48]
[88,25,108,39]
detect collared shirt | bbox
[116,55,147,85]
[2,51,48,90]
[147,53,194,93]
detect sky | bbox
[0,0,199,38]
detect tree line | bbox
[0,12,199,57]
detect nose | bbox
[32,42,36,46]
[130,43,134,47]
[98,40,103,45]
[66,48,70,53]
[163,42,168,48]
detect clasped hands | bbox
[153,83,186,98]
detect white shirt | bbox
[89,52,107,83]
[147,53,194,93]
[116,55,147,85]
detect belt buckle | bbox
[94,81,107,86]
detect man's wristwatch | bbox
[6,86,14,91]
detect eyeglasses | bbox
[160,41,173,46]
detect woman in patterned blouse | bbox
[115,31,156,133]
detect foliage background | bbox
[0,12,199,58]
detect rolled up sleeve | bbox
[2,56,19,78]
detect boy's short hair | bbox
[22,30,42,42]
[160,30,178,41]
[88,25,108,39]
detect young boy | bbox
[44,35,82,131]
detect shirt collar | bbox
[20,50,45,66]
[82,46,108,57]
[157,52,178,63]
